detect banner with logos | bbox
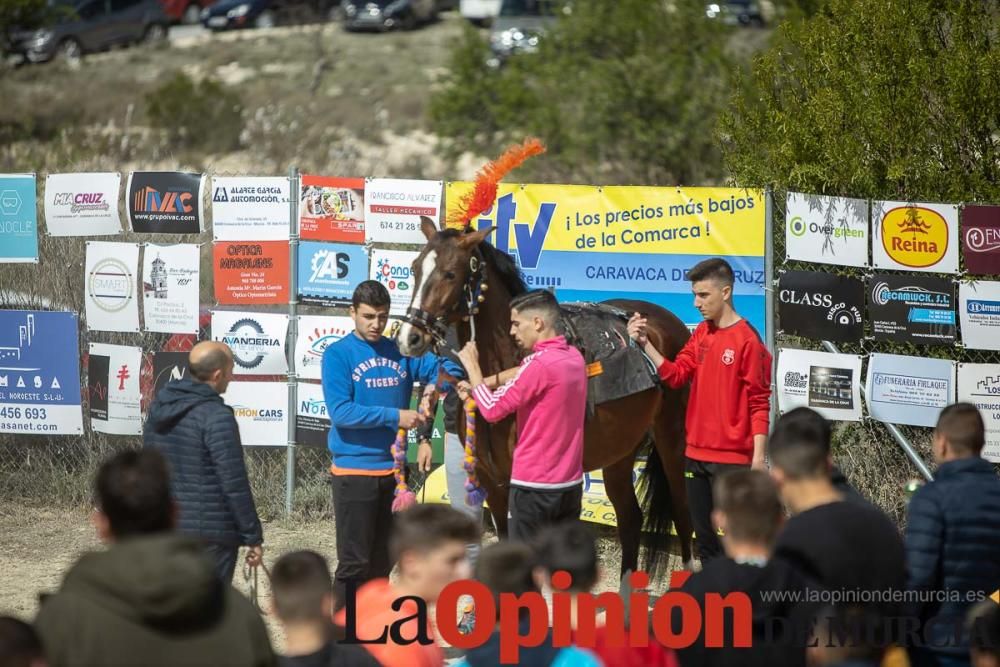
[142,244,200,334]
[866,353,955,428]
[151,351,189,400]
[867,274,956,345]
[364,178,442,244]
[295,315,354,380]
[871,200,959,274]
[212,241,289,305]
[960,205,1000,275]
[777,348,863,422]
[296,381,329,447]
[88,343,142,435]
[85,242,140,332]
[370,248,419,316]
[956,363,1000,463]
[44,172,121,236]
[222,381,288,446]
[299,175,365,243]
[211,176,291,241]
[785,192,868,267]
[777,270,863,342]
[211,311,288,376]
[297,241,369,306]
[0,173,38,263]
[127,171,205,234]
[0,311,83,435]
[958,281,1000,351]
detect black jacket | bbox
[144,378,262,547]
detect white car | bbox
[460,0,500,26]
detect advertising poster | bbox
[0,173,38,263]
[960,205,1000,275]
[88,343,142,436]
[0,311,83,435]
[222,381,288,446]
[866,353,955,428]
[299,175,365,243]
[211,311,288,376]
[127,171,205,234]
[777,348,863,421]
[85,241,140,332]
[142,243,200,334]
[777,270,864,343]
[44,172,122,236]
[211,176,291,241]
[369,248,419,316]
[212,241,289,305]
[297,241,369,306]
[295,315,354,380]
[956,364,1000,463]
[151,351,188,400]
[446,184,767,333]
[867,274,956,345]
[364,178,443,244]
[871,200,959,274]
[958,281,1000,351]
[785,192,868,267]
[296,381,329,447]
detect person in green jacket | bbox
[34,449,276,667]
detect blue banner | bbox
[297,241,369,306]
[0,174,39,263]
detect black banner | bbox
[128,171,203,233]
[88,354,110,421]
[152,351,189,399]
[867,274,956,345]
[809,366,855,411]
[296,390,330,447]
[777,270,864,342]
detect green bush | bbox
[145,72,244,154]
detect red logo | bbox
[116,364,130,390]
[722,349,735,365]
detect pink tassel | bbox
[392,489,417,512]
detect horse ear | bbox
[458,226,495,249]
[420,216,438,241]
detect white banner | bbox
[142,244,200,334]
[777,348,863,421]
[872,200,959,273]
[370,248,419,316]
[956,364,1000,463]
[44,172,122,236]
[222,381,288,446]
[211,176,291,241]
[88,343,142,435]
[866,353,955,428]
[295,315,355,380]
[958,281,1000,351]
[85,242,140,332]
[211,311,288,376]
[785,192,868,267]
[364,178,443,244]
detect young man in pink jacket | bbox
[457,289,587,541]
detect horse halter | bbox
[400,247,489,349]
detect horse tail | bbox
[637,434,675,579]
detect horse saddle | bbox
[558,302,660,414]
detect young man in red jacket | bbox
[628,257,772,564]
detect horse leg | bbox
[603,454,642,577]
[478,469,509,539]
[653,400,694,569]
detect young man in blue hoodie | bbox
[322,280,460,607]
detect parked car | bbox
[459,0,500,26]
[201,0,334,29]
[340,0,438,31]
[705,0,773,26]
[488,0,563,65]
[8,0,169,63]
[159,0,216,23]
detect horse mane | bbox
[436,228,527,297]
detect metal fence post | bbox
[764,187,778,429]
[285,166,300,517]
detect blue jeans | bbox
[445,431,483,568]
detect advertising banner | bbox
[296,381,329,447]
[142,244,200,334]
[212,241,289,305]
[785,192,868,267]
[295,315,354,380]
[956,363,1000,463]
[88,343,142,435]
[445,184,766,333]
[867,274,956,345]
[369,248,419,316]
[0,173,38,263]
[127,171,205,234]
[960,205,1000,275]
[299,175,365,243]
[85,242,140,332]
[151,351,189,400]
[872,200,959,274]
[777,270,863,342]
[0,311,83,435]
[866,353,955,428]
[958,281,1000,351]
[211,311,288,376]
[44,172,122,236]
[211,176,290,241]
[297,241,369,306]
[777,348,863,421]
[364,178,442,244]
[222,381,288,446]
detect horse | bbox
[396,218,695,577]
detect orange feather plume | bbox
[446,138,546,230]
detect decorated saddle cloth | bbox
[557,302,659,410]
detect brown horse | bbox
[396,218,694,576]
